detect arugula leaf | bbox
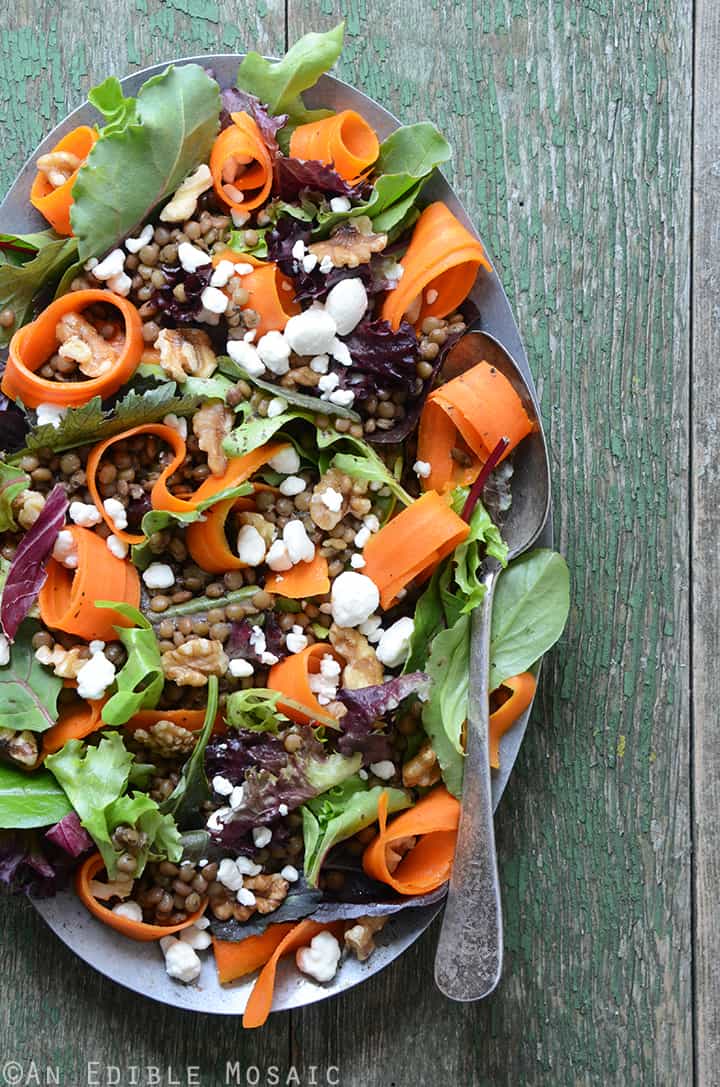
[71,64,220,260]
[226,228,269,259]
[0,764,72,829]
[159,676,218,829]
[0,234,78,346]
[489,549,570,691]
[236,24,344,128]
[420,613,471,797]
[331,450,412,507]
[149,586,258,622]
[95,603,164,726]
[223,407,308,458]
[225,687,338,733]
[218,356,360,420]
[0,463,29,532]
[88,76,138,135]
[17,382,201,457]
[301,776,411,886]
[0,621,63,733]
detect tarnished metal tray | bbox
[0,55,552,1015]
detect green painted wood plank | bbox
[287,3,693,1084]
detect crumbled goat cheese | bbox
[252,826,272,849]
[292,239,306,260]
[283,520,316,565]
[231,209,250,227]
[163,413,188,439]
[267,396,288,419]
[353,525,371,549]
[112,901,143,922]
[308,653,341,705]
[52,530,78,569]
[76,648,116,701]
[206,806,232,832]
[229,785,245,811]
[284,309,337,356]
[359,614,383,641]
[350,553,366,569]
[226,339,265,377]
[266,539,293,572]
[160,937,202,983]
[319,255,335,274]
[268,446,300,474]
[92,248,125,280]
[320,487,343,512]
[106,534,128,559]
[179,924,212,950]
[330,338,352,367]
[413,460,431,479]
[257,330,291,375]
[369,760,396,780]
[107,272,132,296]
[142,563,175,590]
[237,887,257,907]
[364,514,380,533]
[229,658,254,678]
[68,502,101,528]
[375,617,415,668]
[328,388,355,407]
[310,354,330,373]
[178,241,212,274]
[235,856,262,877]
[0,633,9,667]
[124,224,153,254]
[281,864,299,882]
[36,403,67,429]
[103,497,128,532]
[218,859,245,892]
[286,626,308,654]
[331,571,380,628]
[249,625,279,666]
[236,524,267,566]
[318,372,340,394]
[212,775,234,797]
[279,476,306,497]
[329,196,351,213]
[302,252,318,273]
[200,286,229,314]
[210,259,236,288]
[296,931,342,982]
[278,804,289,817]
[324,278,368,336]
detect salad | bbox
[0,26,569,1025]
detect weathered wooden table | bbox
[0,1,711,1083]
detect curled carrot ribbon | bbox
[489,672,536,770]
[267,642,345,724]
[212,250,300,340]
[289,110,379,181]
[362,786,460,895]
[210,112,273,212]
[30,125,98,235]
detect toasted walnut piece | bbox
[0,728,39,768]
[161,637,229,687]
[13,489,45,530]
[34,644,89,680]
[280,365,320,389]
[55,312,119,378]
[237,511,275,548]
[88,876,134,901]
[402,741,442,789]
[156,328,217,384]
[329,623,383,690]
[192,402,233,477]
[309,467,351,531]
[36,150,82,188]
[160,164,213,223]
[385,836,417,875]
[309,220,388,269]
[133,721,197,758]
[344,916,388,962]
[245,873,289,915]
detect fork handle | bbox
[434,566,503,1001]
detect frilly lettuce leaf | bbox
[71,64,220,261]
[0,232,78,346]
[95,603,164,727]
[0,463,30,532]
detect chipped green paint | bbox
[0,2,692,1084]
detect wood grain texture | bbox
[0,2,693,1084]
[288,3,693,1085]
[693,3,720,1084]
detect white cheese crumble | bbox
[229,785,246,811]
[76,647,116,701]
[160,937,202,983]
[266,539,293,572]
[252,826,272,849]
[353,525,371,549]
[319,255,335,274]
[0,633,9,667]
[328,388,355,407]
[210,259,237,288]
[309,354,330,373]
[375,617,415,668]
[226,338,266,377]
[281,864,299,882]
[112,901,143,922]
[330,338,352,367]
[257,330,291,375]
[52,529,78,569]
[228,657,254,678]
[284,309,337,356]
[296,931,342,983]
[237,887,257,907]
[212,775,234,796]
[103,497,128,532]
[124,224,153,254]
[317,372,340,394]
[329,196,351,213]
[268,446,300,474]
[283,520,316,565]
[267,396,288,419]
[413,460,431,479]
[249,625,279,666]
[369,759,396,780]
[178,241,212,274]
[279,475,306,497]
[106,534,128,559]
[324,278,368,336]
[330,571,380,628]
[92,248,125,280]
[235,856,262,877]
[286,626,308,654]
[107,272,132,296]
[36,403,67,429]
[142,563,175,590]
[179,924,212,950]
[302,252,318,273]
[350,553,366,569]
[200,286,229,314]
[320,487,343,512]
[218,858,245,892]
[236,524,267,566]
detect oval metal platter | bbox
[0,56,553,1015]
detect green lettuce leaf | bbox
[105,791,182,870]
[420,613,471,797]
[236,24,344,130]
[0,764,72,829]
[0,621,63,733]
[159,675,218,829]
[489,549,570,690]
[96,603,164,726]
[225,686,338,733]
[226,228,269,259]
[149,586,258,622]
[88,76,138,135]
[71,64,220,260]
[0,462,30,532]
[218,356,360,420]
[302,776,411,886]
[0,233,78,346]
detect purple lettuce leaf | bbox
[340,318,421,386]
[266,217,384,307]
[0,829,76,897]
[0,483,68,641]
[44,811,93,858]
[205,729,290,782]
[336,672,429,766]
[0,394,29,453]
[220,88,287,159]
[152,263,212,325]
[274,158,367,202]
[225,613,287,664]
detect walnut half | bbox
[56,312,119,378]
[232,874,290,922]
[132,720,197,758]
[329,624,383,690]
[161,638,228,687]
[308,219,388,269]
[402,741,441,788]
[157,328,217,384]
[192,402,233,477]
[344,915,388,962]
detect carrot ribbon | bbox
[361,491,470,610]
[210,112,273,212]
[267,643,345,724]
[2,289,144,409]
[76,853,206,942]
[380,202,491,330]
[289,110,380,182]
[489,672,536,770]
[362,787,460,895]
[30,125,98,235]
[212,250,300,339]
[42,698,105,756]
[264,552,330,599]
[417,361,533,494]
[213,924,296,984]
[39,525,140,642]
